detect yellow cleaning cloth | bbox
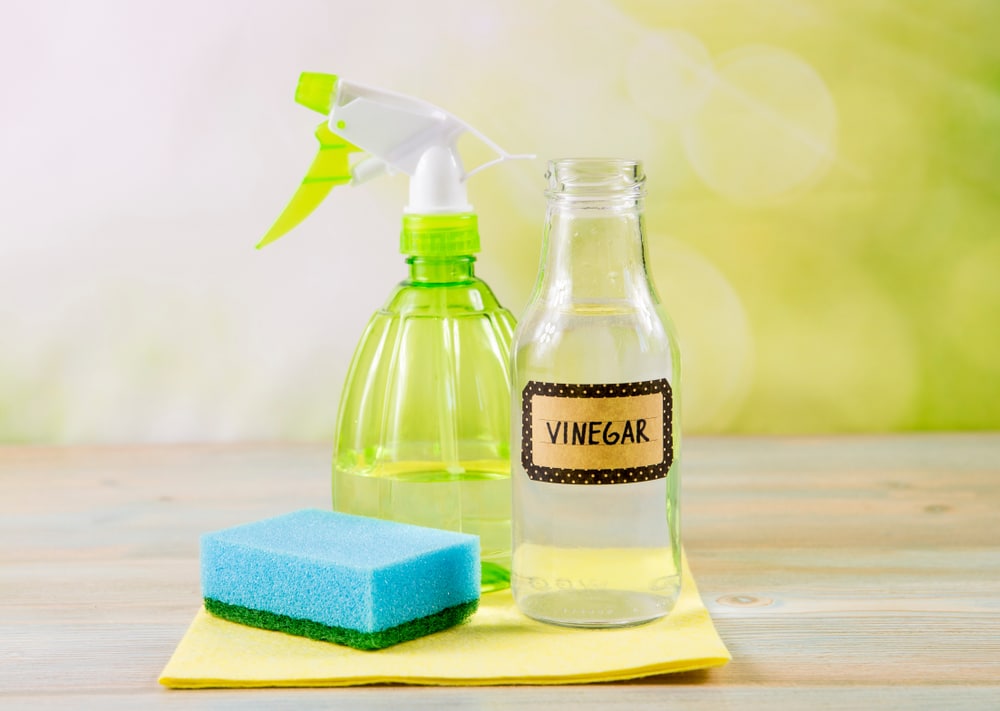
[160,556,729,688]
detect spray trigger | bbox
[258,72,531,249]
[257,123,361,249]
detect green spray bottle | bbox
[260,73,529,591]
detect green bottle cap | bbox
[400,213,480,256]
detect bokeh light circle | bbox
[649,236,754,431]
[682,45,837,203]
[626,30,714,124]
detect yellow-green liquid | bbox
[333,459,512,592]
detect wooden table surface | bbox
[2,435,998,709]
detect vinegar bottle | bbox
[510,158,682,626]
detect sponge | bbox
[200,509,480,650]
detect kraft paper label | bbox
[521,379,673,485]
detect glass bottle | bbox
[510,159,682,626]
[333,214,516,592]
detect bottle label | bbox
[521,379,674,485]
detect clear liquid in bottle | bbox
[511,159,682,626]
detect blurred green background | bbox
[0,0,998,442]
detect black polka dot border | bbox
[521,378,674,485]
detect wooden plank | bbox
[1,436,999,707]
[2,687,1000,711]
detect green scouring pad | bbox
[200,509,481,650]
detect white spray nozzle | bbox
[329,78,532,212]
[407,146,472,214]
[259,73,531,247]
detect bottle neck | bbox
[534,201,651,303]
[406,255,477,285]
[532,158,653,304]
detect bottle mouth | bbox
[545,158,646,200]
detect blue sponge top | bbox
[201,509,480,633]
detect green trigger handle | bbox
[257,73,360,248]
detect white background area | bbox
[2,0,686,442]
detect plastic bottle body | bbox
[333,255,515,592]
[511,159,681,626]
